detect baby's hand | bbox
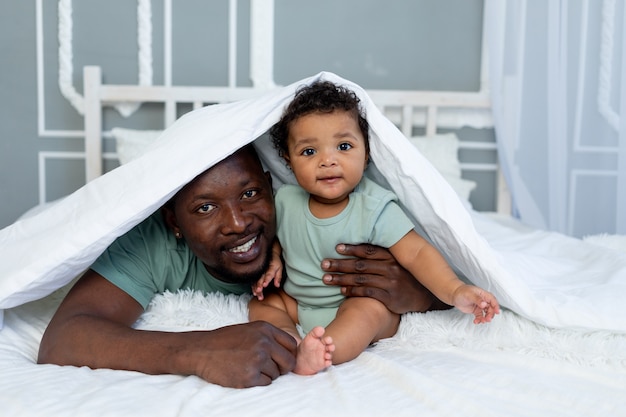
[452,284,500,324]
[252,240,283,300]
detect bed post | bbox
[83,66,103,182]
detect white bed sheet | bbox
[1,214,625,416]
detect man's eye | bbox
[301,148,315,156]
[338,142,352,151]
[197,203,215,213]
[243,190,258,199]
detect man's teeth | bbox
[230,236,257,253]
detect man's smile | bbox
[228,235,258,254]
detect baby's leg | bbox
[249,292,335,375]
[325,297,400,365]
[248,290,301,342]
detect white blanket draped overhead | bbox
[0,72,624,332]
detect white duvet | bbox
[1,71,624,332]
[1,72,626,416]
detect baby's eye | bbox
[338,142,352,151]
[243,189,258,199]
[197,203,215,213]
[301,148,315,156]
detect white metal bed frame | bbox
[83,65,510,214]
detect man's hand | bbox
[321,243,451,314]
[193,321,297,388]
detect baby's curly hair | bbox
[270,80,370,158]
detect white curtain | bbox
[485,0,626,237]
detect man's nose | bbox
[221,203,251,234]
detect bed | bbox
[1,66,626,416]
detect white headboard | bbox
[83,65,510,214]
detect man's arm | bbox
[38,270,297,388]
[321,243,451,314]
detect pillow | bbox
[111,128,163,165]
[407,133,477,202]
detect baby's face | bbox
[285,110,368,205]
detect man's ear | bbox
[161,205,180,237]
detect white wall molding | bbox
[574,0,618,153]
[568,169,617,235]
[37,151,117,204]
[598,0,620,132]
[57,0,153,117]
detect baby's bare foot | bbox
[293,326,335,375]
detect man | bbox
[38,145,446,388]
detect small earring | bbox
[175,232,182,239]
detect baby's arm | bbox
[252,239,283,300]
[389,231,499,323]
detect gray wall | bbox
[0,0,485,229]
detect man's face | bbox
[167,148,276,284]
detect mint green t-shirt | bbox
[91,212,250,309]
[276,176,415,332]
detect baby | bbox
[249,81,500,375]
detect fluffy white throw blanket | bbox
[135,288,626,371]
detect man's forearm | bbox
[38,314,197,377]
[39,312,297,388]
